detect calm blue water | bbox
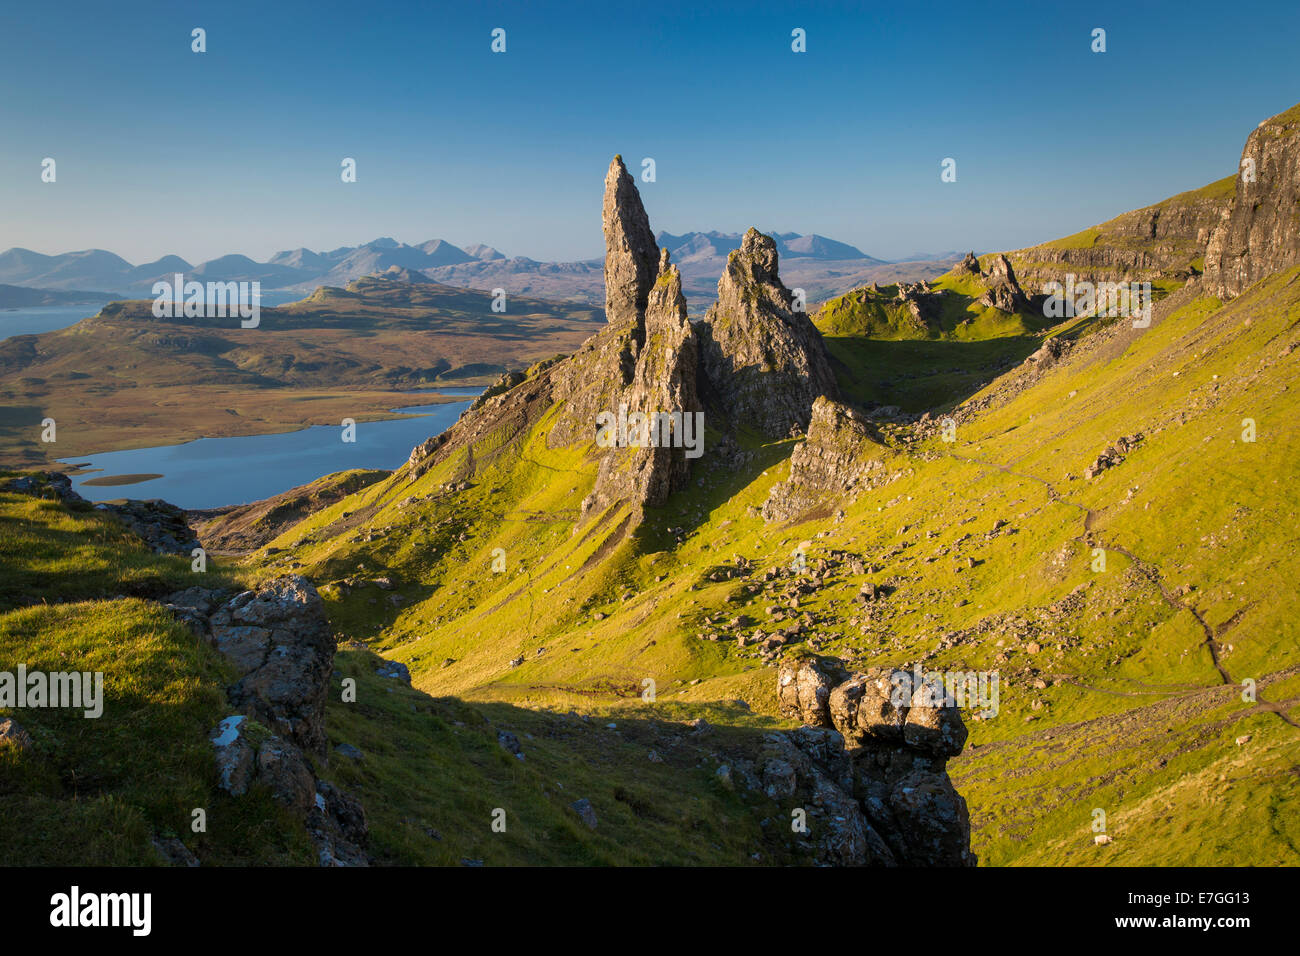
[59,395,479,509]
[0,305,105,339]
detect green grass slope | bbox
[234,259,1299,866]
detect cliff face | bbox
[697,228,839,438]
[1205,104,1300,299]
[1008,178,1234,292]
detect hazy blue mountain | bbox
[0,230,943,306]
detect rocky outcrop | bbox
[97,499,201,555]
[581,252,702,518]
[1083,433,1143,479]
[698,228,839,438]
[978,254,1030,313]
[775,658,976,866]
[2,471,201,555]
[1205,103,1300,299]
[167,576,370,866]
[2,471,84,505]
[205,576,335,754]
[762,397,889,522]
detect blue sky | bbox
[1,0,1296,265]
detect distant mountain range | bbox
[0,233,959,313]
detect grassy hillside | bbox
[221,255,1299,866]
[814,266,1064,411]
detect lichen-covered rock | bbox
[760,728,896,866]
[1206,104,1300,299]
[698,228,838,438]
[311,781,370,866]
[888,770,976,867]
[777,654,844,727]
[762,396,887,522]
[904,676,970,757]
[828,669,911,748]
[207,576,334,755]
[196,579,371,867]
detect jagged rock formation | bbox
[166,576,370,866]
[977,254,1030,312]
[762,397,890,522]
[602,155,661,329]
[774,657,976,865]
[697,228,839,438]
[581,252,702,518]
[405,158,841,530]
[1205,104,1300,299]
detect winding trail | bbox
[948,449,1299,731]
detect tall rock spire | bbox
[602,155,660,328]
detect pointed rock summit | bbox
[698,228,839,438]
[602,155,660,329]
[582,251,701,517]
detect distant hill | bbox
[0,283,119,308]
[0,233,956,312]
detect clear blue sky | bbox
[1,0,1296,265]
